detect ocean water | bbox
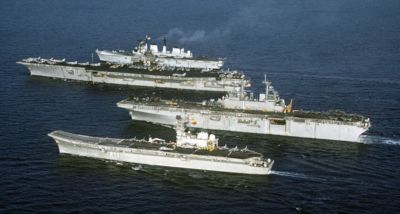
[1,0,400,213]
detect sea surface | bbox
[1,0,400,213]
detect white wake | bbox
[270,170,327,182]
[359,135,400,146]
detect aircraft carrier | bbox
[17,57,248,92]
[96,35,224,71]
[48,119,274,175]
[17,35,247,92]
[117,76,371,142]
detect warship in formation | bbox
[117,75,371,142]
[96,35,224,71]
[48,119,274,175]
[17,35,248,92]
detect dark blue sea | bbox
[1,0,400,213]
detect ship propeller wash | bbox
[117,75,371,142]
[48,118,274,175]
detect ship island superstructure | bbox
[17,57,248,92]
[117,77,371,142]
[48,119,274,175]
[96,35,224,71]
[218,74,288,112]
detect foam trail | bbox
[270,171,326,182]
[264,72,400,85]
[359,135,400,146]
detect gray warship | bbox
[17,35,248,92]
[117,75,371,142]
[48,119,274,175]
[96,35,224,71]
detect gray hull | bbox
[97,50,224,70]
[49,131,273,175]
[118,101,370,142]
[18,62,243,92]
